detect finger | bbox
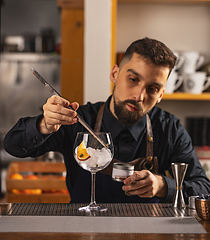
[128,185,152,196]
[44,109,77,126]
[124,185,153,198]
[70,102,79,111]
[122,171,153,194]
[46,103,77,118]
[122,177,148,192]
[43,105,76,126]
[48,95,70,107]
[44,98,78,120]
[138,191,154,198]
[49,96,79,113]
[47,97,79,122]
[44,114,70,126]
[123,171,148,185]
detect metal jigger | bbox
[171,163,188,208]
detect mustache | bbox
[122,99,142,111]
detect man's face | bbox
[110,53,169,126]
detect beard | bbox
[113,95,144,126]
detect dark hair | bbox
[119,37,177,72]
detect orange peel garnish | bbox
[77,141,91,161]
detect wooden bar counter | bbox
[1,203,210,240]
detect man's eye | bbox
[129,78,137,83]
[148,86,159,94]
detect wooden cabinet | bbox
[60,8,84,105]
[57,1,84,104]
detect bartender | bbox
[4,37,210,204]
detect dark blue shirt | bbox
[4,96,210,204]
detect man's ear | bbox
[110,65,119,83]
[157,88,165,104]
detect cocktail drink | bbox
[74,132,114,212]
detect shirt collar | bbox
[103,96,146,141]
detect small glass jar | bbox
[112,162,134,182]
[189,195,199,209]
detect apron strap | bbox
[94,103,105,132]
[146,114,156,172]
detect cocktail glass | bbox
[74,132,114,212]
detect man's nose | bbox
[134,86,145,102]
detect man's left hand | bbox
[122,170,167,199]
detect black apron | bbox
[70,104,160,203]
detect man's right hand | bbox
[38,95,79,134]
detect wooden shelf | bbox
[57,0,83,9]
[57,0,210,9]
[118,0,210,3]
[163,92,210,100]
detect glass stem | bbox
[90,172,96,206]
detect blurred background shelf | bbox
[163,93,210,101]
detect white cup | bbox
[179,51,204,74]
[183,72,210,94]
[173,51,185,71]
[165,71,184,94]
